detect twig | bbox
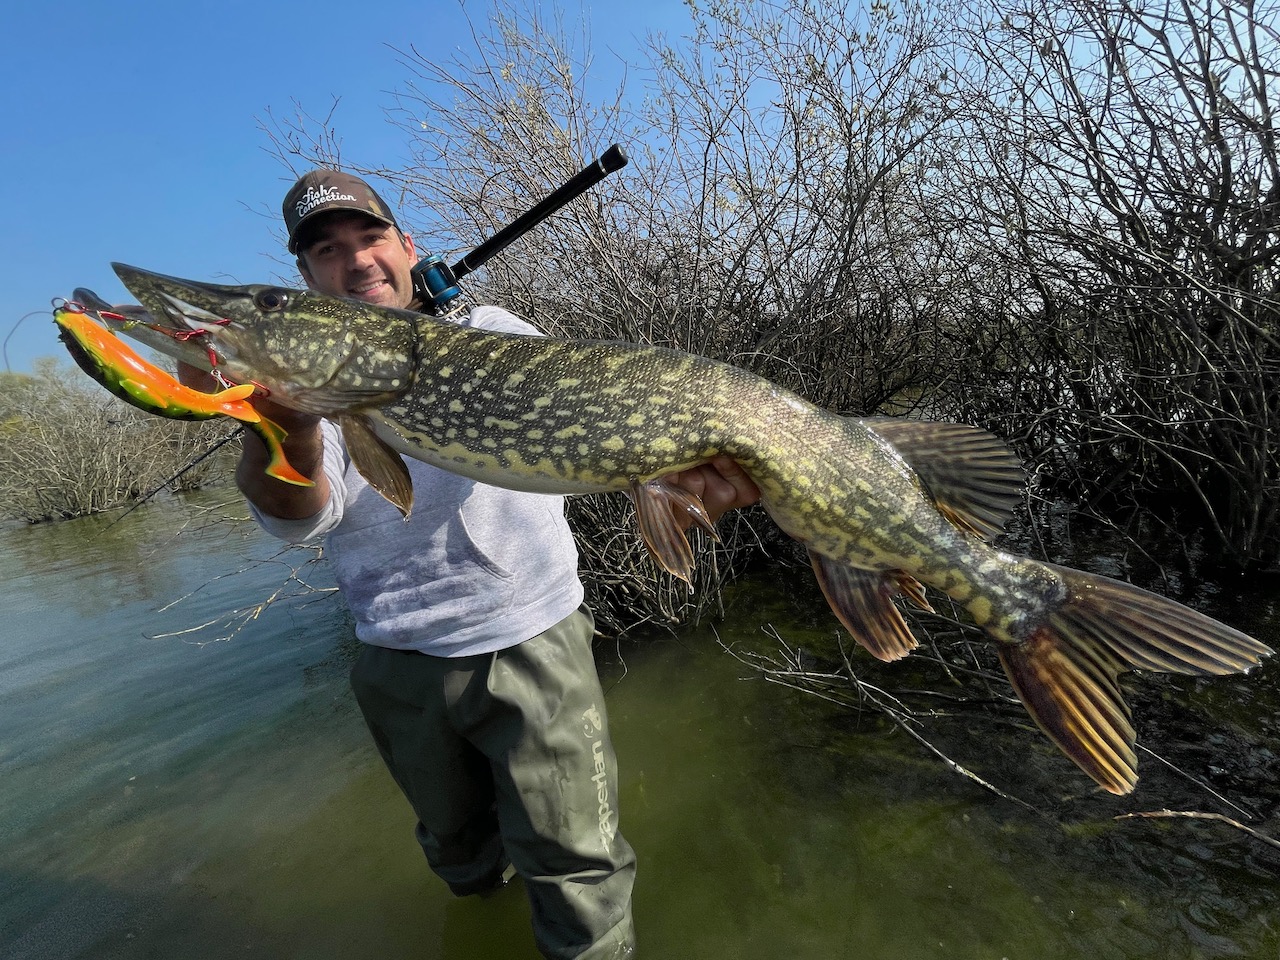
[1115,810,1280,851]
[831,634,1041,813]
[1135,743,1257,821]
[149,542,337,645]
[719,625,1042,814]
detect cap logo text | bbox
[295,184,358,219]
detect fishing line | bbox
[98,425,247,533]
[3,310,48,371]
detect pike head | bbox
[111,263,417,415]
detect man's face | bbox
[296,212,417,309]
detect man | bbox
[190,169,758,959]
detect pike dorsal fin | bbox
[339,413,415,519]
[864,419,1024,540]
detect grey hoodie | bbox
[251,305,585,657]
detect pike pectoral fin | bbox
[340,414,414,519]
[628,477,720,583]
[810,552,932,662]
[865,419,1024,539]
[997,562,1273,795]
[248,416,315,488]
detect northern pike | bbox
[106,262,1272,795]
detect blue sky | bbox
[2,0,690,373]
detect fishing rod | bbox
[411,143,629,314]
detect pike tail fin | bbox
[996,563,1272,794]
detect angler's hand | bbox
[176,361,330,519]
[670,456,760,526]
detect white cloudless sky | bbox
[1,0,692,371]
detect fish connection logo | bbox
[294,184,358,218]
[582,704,617,848]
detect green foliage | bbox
[0,359,238,522]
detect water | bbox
[2,495,1277,958]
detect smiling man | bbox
[226,169,759,959]
[284,170,417,307]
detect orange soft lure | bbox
[53,302,313,487]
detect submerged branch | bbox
[1135,743,1258,821]
[718,624,1042,813]
[150,541,338,646]
[1115,810,1280,851]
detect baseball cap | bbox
[282,169,400,253]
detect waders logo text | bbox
[581,704,616,848]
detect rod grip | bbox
[451,144,629,279]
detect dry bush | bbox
[943,0,1280,568]
[0,360,238,522]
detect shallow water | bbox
[1,496,1277,958]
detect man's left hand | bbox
[668,456,761,527]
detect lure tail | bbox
[245,413,314,487]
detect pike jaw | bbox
[112,263,417,415]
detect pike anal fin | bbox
[339,414,414,518]
[809,552,933,662]
[628,476,720,583]
[997,562,1274,795]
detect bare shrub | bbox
[0,360,238,522]
[945,0,1280,567]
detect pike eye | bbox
[254,289,289,311]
